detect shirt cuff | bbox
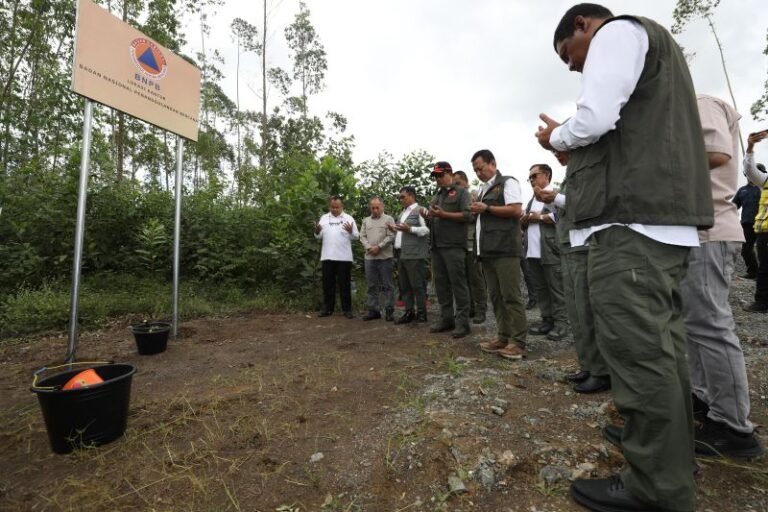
[550,125,569,152]
[554,193,566,208]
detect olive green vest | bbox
[555,180,588,254]
[478,171,522,258]
[429,185,471,248]
[399,206,430,260]
[565,16,713,230]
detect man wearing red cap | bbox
[425,162,472,338]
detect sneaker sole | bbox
[479,346,505,353]
[498,352,524,360]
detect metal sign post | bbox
[66,99,94,363]
[172,136,184,338]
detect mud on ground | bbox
[0,274,766,512]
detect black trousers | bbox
[756,232,768,305]
[742,222,759,275]
[321,260,352,313]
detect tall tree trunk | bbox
[115,1,130,183]
[260,0,268,169]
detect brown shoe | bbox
[498,344,525,360]
[479,339,508,353]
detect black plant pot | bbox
[131,321,171,355]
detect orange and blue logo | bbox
[130,38,168,80]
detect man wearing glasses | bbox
[522,164,568,342]
[424,162,472,338]
[390,186,430,324]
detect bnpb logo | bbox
[130,38,168,80]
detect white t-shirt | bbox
[550,19,698,249]
[526,184,554,259]
[475,174,522,256]
[315,212,359,261]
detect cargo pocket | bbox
[567,146,608,223]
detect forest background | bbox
[1,0,767,338]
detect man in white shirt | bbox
[314,195,359,318]
[537,4,713,512]
[391,186,430,324]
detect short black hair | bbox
[553,3,614,51]
[399,186,417,198]
[471,149,495,164]
[329,194,344,203]
[758,163,766,173]
[453,170,469,182]
[530,163,553,181]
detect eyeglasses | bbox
[528,173,542,183]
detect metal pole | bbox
[172,136,184,338]
[66,99,94,363]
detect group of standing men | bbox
[315,3,767,511]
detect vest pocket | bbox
[569,157,607,223]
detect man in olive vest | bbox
[469,149,527,360]
[425,162,472,338]
[391,186,430,324]
[537,4,713,512]
[522,164,568,342]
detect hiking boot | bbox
[363,310,381,321]
[566,370,590,383]
[498,344,525,360]
[571,475,657,512]
[385,307,395,322]
[575,375,611,394]
[744,302,768,313]
[479,339,508,353]
[318,310,332,318]
[415,310,428,323]
[546,325,568,341]
[451,326,470,339]
[528,317,554,335]
[695,418,765,458]
[395,310,415,325]
[472,311,486,324]
[429,321,455,333]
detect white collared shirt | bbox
[526,184,554,259]
[550,19,698,248]
[314,212,359,261]
[394,203,429,249]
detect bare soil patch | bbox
[1,277,766,511]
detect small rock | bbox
[448,474,467,494]
[598,401,612,415]
[538,465,571,487]
[499,450,517,466]
[310,452,324,463]
[450,447,464,464]
[570,462,596,480]
[478,466,496,488]
[491,406,506,416]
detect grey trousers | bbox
[365,258,395,312]
[562,250,608,376]
[681,241,753,433]
[527,257,568,328]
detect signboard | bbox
[72,0,201,141]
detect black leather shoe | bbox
[429,322,455,333]
[385,307,395,322]
[318,310,332,318]
[602,425,623,450]
[744,301,768,313]
[415,310,428,323]
[575,375,611,394]
[571,475,662,512]
[546,325,568,341]
[695,418,765,458]
[395,310,415,325]
[343,311,354,319]
[472,312,486,324]
[528,318,553,335]
[451,327,470,339]
[363,310,381,321]
[566,370,590,383]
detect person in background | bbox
[470,149,528,360]
[315,195,359,319]
[743,129,768,312]
[454,170,488,324]
[733,176,761,279]
[391,186,430,324]
[360,196,396,321]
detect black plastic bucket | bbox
[131,321,170,355]
[31,363,137,454]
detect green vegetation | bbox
[0,1,433,339]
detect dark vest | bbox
[555,180,588,254]
[565,16,713,230]
[429,185,470,248]
[399,205,430,260]
[478,171,522,258]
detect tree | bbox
[284,2,327,118]
[751,30,768,121]
[672,0,744,153]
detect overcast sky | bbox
[196,0,768,198]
